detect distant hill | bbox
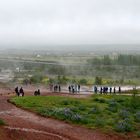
[1,44,140,55]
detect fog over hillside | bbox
[0,44,140,54]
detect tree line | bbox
[87,54,140,66]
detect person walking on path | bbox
[15,87,19,96]
[58,85,61,93]
[19,87,24,96]
[78,84,80,93]
[68,85,71,93]
[109,87,112,94]
[118,86,121,93]
[113,87,116,94]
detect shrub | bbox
[89,105,100,114]
[118,110,130,119]
[107,99,118,113]
[71,114,83,122]
[94,98,99,102]
[79,79,88,85]
[130,90,140,109]
[72,100,80,105]
[50,108,83,123]
[94,98,106,103]
[134,111,140,122]
[61,100,70,105]
[53,108,68,118]
[99,98,106,103]
[107,118,114,125]
[95,76,102,85]
[70,107,78,112]
[62,108,74,118]
[107,106,118,113]
[0,119,5,125]
[115,98,125,103]
[61,100,80,106]
[78,105,86,111]
[114,119,133,132]
[108,99,118,106]
[136,131,140,138]
[38,108,53,116]
[30,74,44,83]
[94,117,105,127]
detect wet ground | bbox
[0,89,138,140]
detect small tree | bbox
[132,88,138,97]
[95,76,102,85]
[79,79,87,85]
[131,88,140,109]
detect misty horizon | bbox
[0,44,140,53]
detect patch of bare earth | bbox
[0,92,137,140]
[0,126,60,140]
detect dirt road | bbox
[0,94,131,140]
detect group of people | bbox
[15,87,24,96]
[49,84,61,93]
[15,87,41,96]
[68,84,80,93]
[15,85,122,96]
[34,89,40,96]
[94,86,121,94]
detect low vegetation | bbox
[0,119,5,126]
[10,94,140,136]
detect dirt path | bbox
[0,95,130,140]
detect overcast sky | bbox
[0,0,140,47]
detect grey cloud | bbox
[0,0,140,46]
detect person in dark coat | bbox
[38,89,40,95]
[72,85,75,93]
[105,87,108,94]
[100,87,103,94]
[94,86,97,94]
[109,87,112,94]
[19,87,24,96]
[34,90,38,96]
[68,85,71,93]
[34,89,40,96]
[54,85,57,92]
[78,85,80,93]
[58,85,61,93]
[103,87,105,94]
[113,87,116,94]
[118,86,121,93]
[53,85,55,92]
[15,87,19,96]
